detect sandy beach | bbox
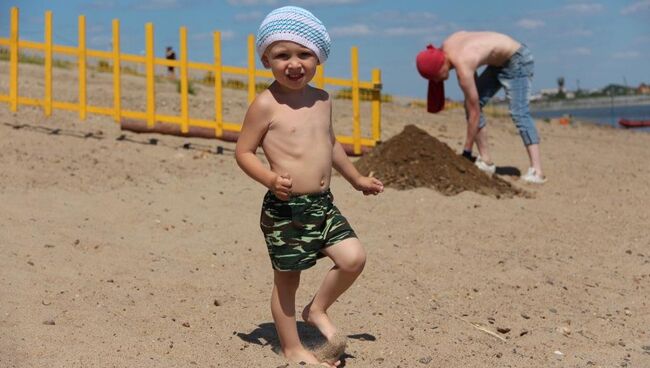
[1,61,649,367]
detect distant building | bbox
[638,83,650,94]
[540,88,559,97]
[530,93,543,101]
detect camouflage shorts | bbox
[260,189,357,271]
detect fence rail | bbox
[0,7,382,154]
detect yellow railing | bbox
[0,7,382,155]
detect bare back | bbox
[442,31,521,73]
[261,84,333,194]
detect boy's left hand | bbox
[354,175,384,196]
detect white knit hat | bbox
[256,6,331,63]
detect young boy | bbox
[416,31,546,184]
[235,6,383,367]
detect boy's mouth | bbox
[285,71,304,81]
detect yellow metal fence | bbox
[0,7,382,154]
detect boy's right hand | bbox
[271,173,293,201]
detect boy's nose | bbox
[287,61,302,72]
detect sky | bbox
[2,0,649,100]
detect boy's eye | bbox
[299,52,313,59]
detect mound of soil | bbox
[354,125,525,198]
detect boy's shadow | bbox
[237,322,376,366]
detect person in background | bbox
[165,46,176,79]
[416,31,546,184]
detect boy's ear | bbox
[261,55,270,69]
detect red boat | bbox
[619,119,650,128]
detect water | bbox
[531,104,650,132]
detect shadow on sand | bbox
[5,122,104,140]
[237,322,376,366]
[4,122,235,155]
[495,166,521,177]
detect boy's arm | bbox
[331,126,383,195]
[457,67,481,152]
[235,95,292,199]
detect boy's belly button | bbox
[320,176,325,187]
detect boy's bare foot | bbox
[284,348,340,367]
[302,303,347,364]
[314,333,347,365]
[302,303,337,340]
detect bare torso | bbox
[443,31,521,73]
[261,85,333,194]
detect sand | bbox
[1,61,649,368]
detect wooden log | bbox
[120,119,239,141]
[120,119,372,156]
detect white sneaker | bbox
[522,167,547,184]
[475,157,496,175]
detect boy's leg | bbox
[302,238,366,340]
[272,270,302,354]
[272,270,340,367]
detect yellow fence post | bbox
[9,7,19,112]
[371,68,381,143]
[351,47,361,155]
[145,22,155,128]
[247,34,255,104]
[44,11,52,116]
[180,26,189,134]
[315,64,324,89]
[214,31,223,138]
[112,19,121,123]
[78,15,87,120]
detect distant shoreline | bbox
[529,95,650,112]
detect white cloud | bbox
[621,0,650,15]
[89,35,112,49]
[330,24,372,37]
[227,0,277,5]
[612,51,641,59]
[383,27,440,37]
[191,31,236,42]
[235,11,263,22]
[227,0,360,5]
[84,0,119,10]
[134,0,183,10]
[633,35,650,44]
[564,3,604,14]
[564,29,593,37]
[516,18,545,29]
[295,0,361,4]
[370,10,437,22]
[571,47,592,55]
[402,12,437,21]
[330,23,443,38]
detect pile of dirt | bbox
[354,125,525,198]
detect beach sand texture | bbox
[1,61,649,367]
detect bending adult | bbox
[416,31,546,184]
